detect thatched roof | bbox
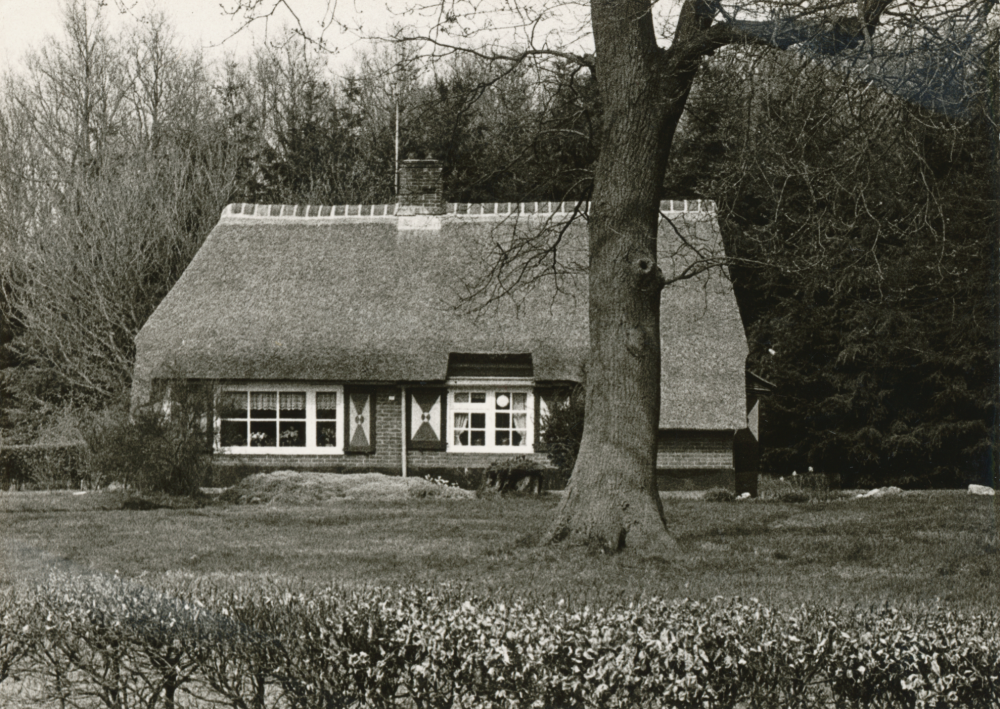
[134,200,747,430]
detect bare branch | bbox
[391,31,595,70]
[459,204,590,315]
[676,0,899,61]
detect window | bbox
[316,392,339,448]
[217,386,344,454]
[449,388,533,453]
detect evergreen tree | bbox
[685,45,998,487]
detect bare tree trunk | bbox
[545,0,702,553]
[537,0,897,552]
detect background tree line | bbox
[1,0,995,489]
[683,33,998,488]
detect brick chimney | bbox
[397,159,444,216]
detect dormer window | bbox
[450,389,533,451]
[439,353,536,453]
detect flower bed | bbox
[2,575,997,708]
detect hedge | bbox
[1,575,997,708]
[0,443,89,490]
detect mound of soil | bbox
[218,471,474,505]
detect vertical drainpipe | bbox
[400,385,408,477]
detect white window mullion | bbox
[486,391,495,447]
[448,391,454,447]
[244,391,251,450]
[274,391,282,448]
[339,391,346,454]
[526,391,534,448]
[306,391,316,448]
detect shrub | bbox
[480,456,544,494]
[539,386,584,489]
[0,443,89,490]
[82,382,212,497]
[5,576,999,709]
[703,487,736,502]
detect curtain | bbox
[316,392,338,414]
[250,392,276,412]
[453,412,469,444]
[280,392,306,413]
[219,391,247,418]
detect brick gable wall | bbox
[656,429,735,471]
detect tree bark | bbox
[545,0,703,553]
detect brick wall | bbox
[656,429,735,471]
[216,385,551,474]
[348,387,404,469]
[215,403,733,475]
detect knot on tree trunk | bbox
[625,327,650,357]
[634,257,667,292]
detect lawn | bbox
[1,488,996,611]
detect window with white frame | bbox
[217,386,344,453]
[448,388,533,452]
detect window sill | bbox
[217,447,344,455]
[446,447,535,455]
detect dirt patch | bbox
[217,471,475,505]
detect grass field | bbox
[1,488,996,611]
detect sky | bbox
[0,0,402,76]
[0,0,613,78]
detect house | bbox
[132,160,748,483]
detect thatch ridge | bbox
[220,199,714,220]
